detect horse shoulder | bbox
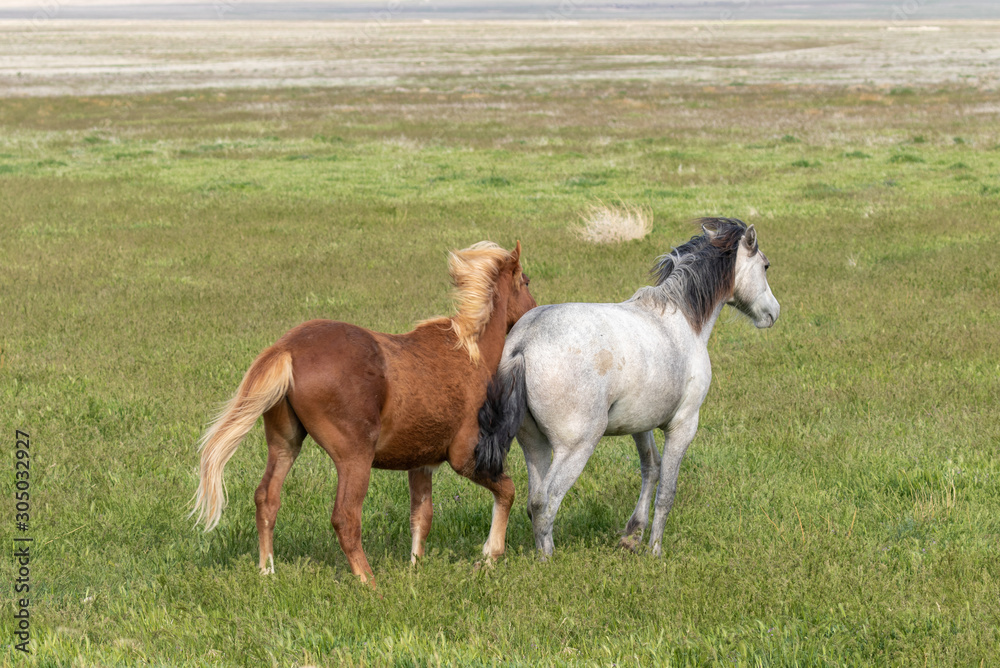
[372,323,485,458]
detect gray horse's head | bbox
[725,222,780,328]
[648,218,779,331]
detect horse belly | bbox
[605,392,681,436]
[370,413,456,470]
[604,400,670,436]
[370,377,471,470]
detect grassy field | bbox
[2,21,1000,667]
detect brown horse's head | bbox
[504,240,537,331]
[446,240,536,365]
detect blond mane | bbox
[420,241,517,365]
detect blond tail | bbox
[191,348,294,531]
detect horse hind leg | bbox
[297,398,380,584]
[532,431,602,558]
[518,412,552,523]
[255,399,306,574]
[621,430,660,551]
[408,465,437,563]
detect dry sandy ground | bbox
[0,20,998,97]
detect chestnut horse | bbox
[192,241,535,583]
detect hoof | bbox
[472,558,495,573]
[536,536,555,560]
[259,554,275,575]
[481,546,504,562]
[363,580,383,599]
[619,534,642,552]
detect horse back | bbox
[276,319,486,470]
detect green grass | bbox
[2,50,1000,667]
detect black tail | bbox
[475,352,528,482]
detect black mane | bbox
[641,217,749,332]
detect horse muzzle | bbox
[755,300,780,328]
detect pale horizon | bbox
[1,0,999,20]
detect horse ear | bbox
[743,224,758,252]
[702,222,719,240]
[512,240,521,263]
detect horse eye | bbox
[523,274,531,285]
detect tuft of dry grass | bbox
[578,200,652,244]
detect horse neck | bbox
[695,300,728,347]
[651,254,735,344]
[472,280,512,372]
[640,279,730,347]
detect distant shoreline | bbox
[1,2,999,21]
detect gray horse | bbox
[476,218,779,556]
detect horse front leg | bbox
[456,461,515,560]
[450,428,516,561]
[621,430,660,550]
[648,412,700,557]
[475,473,516,560]
[407,466,437,563]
